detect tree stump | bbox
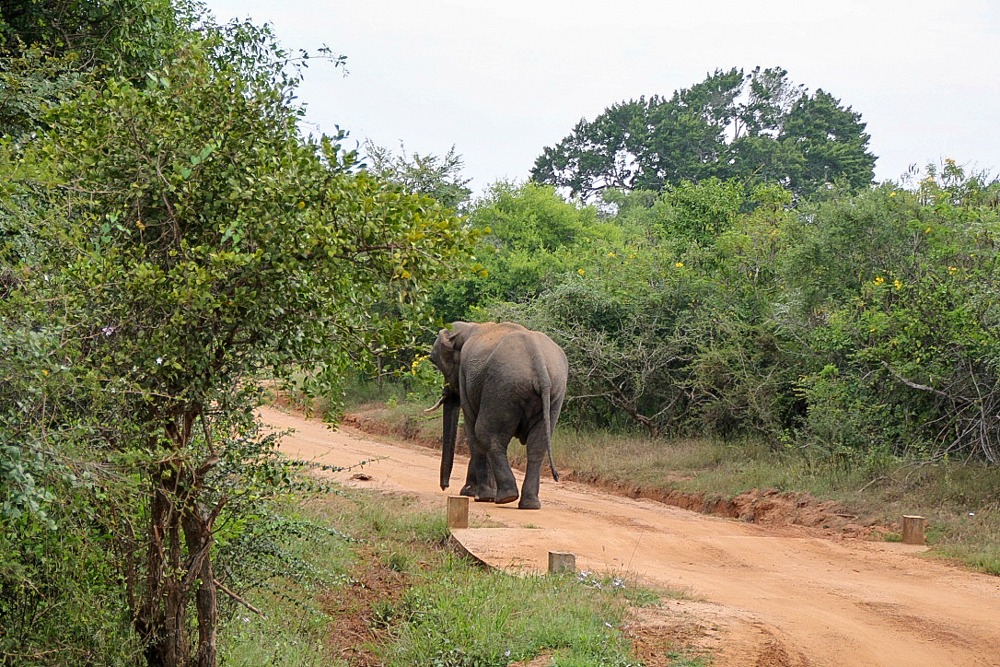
[447,496,469,529]
[902,515,927,545]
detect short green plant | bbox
[378,559,643,667]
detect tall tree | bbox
[0,4,467,666]
[778,89,875,194]
[531,67,876,201]
[531,98,649,200]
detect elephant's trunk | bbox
[439,392,460,491]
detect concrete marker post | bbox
[447,496,469,529]
[548,551,576,573]
[902,515,927,545]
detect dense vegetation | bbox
[2,1,998,665]
[1,1,465,665]
[437,168,1000,467]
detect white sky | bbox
[202,0,1000,195]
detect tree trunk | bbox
[136,407,221,667]
[140,463,190,667]
[183,504,218,667]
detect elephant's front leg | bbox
[459,457,477,498]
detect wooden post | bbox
[902,515,927,545]
[548,551,576,573]
[447,496,469,529]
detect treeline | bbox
[429,167,1000,466]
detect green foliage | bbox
[216,504,355,667]
[432,181,617,323]
[363,140,473,212]
[0,2,468,665]
[531,66,876,201]
[0,484,144,665]
[447,153,1000,469]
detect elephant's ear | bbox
[447,321,476,351]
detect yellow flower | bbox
[873,276,885,285]
[948,266,958,275]
[925,227,933,234]
[893,279,903,290]
[675,261,684,268]
[607,252,616,258]
[577,268,585,276]
[889,192,897,198]
[410,355,428,374]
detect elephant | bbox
[426,321,568,510]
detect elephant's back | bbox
[483,330,567,392]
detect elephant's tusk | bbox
[425,384,457,413]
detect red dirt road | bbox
[260,406,1000,667]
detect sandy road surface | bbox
[261,406,1000,667]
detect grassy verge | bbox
[335,389,1000,576]
[218,487,701,666]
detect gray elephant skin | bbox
[428,321,568,510]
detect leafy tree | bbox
[0,6,466,667]
[531,98,651,200]
[778,89,875,194]
[499,259,702,437]
[785,166,1000,462]
[363,140,473,211]
[0,0,181,72]
[0,0,185,139]
[431,181,622,323]
[531,67,875,201]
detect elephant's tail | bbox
[538,362,560,483]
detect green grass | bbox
[216,503,357,667]
[378,561,643,667]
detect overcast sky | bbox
[202,0,1000,195]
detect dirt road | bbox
[261,406,1000,667]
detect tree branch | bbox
[214,579,265,618]
[881,361,953,400]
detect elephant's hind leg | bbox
[465,432,495,502]
[485,439,519,505]
[517,429,546,509]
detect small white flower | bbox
[156,357,163,365]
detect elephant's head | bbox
[428,322,476,490]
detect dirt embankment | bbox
[342,410,878,539]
